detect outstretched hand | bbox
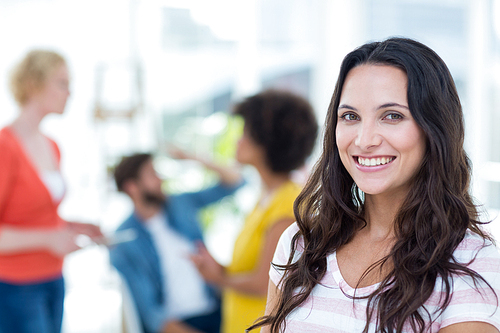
[67,221,103,239]
[47,222,103,257]
[46,227,82,257]
[190,242,226,287]
[0,222,103,257]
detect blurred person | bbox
[0,50,103,333]
[109,151,244,333]
[190,90,318,333]
[249,38,500,333]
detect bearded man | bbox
[109,152,243,333]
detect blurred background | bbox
[0,0,500,331]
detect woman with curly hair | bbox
[249,38,500,333]
[191,89,318,333]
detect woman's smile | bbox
[355,156,396,167]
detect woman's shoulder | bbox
[271,222,304,272]
[277,222,305,253]
[0,127,21,156]
[435,231,500,331]
[282,221,301,239]
[455,230,500,257]
[454,230,500,263]
[0,127,16,146]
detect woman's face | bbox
[335,64,426,198]
[32,64,70,115]
[236,125,266,167]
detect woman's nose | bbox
[354,121,382,150]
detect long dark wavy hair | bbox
[248,37,495,332]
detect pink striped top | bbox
[270,223,500,332]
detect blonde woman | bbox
[0,50,102,333]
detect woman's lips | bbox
[355,156,396,167]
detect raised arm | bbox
[167,145,243,187]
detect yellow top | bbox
[222,181,302,333]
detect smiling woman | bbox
[336,64,426,198]
[247,38,500,333]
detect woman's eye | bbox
[385,113,403,120]
[340,113,359,121]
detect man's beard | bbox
[141,190,166,207]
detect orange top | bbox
[0,127,65,283]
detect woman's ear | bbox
[24,78,44,102]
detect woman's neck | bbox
[256,165,291,194]
[11,103,45,137]
[362,192,407,241]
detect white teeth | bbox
[358,157,394,167]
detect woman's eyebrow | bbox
[338,103,409,111]
[338,104,357,111]
[378,102,409,110]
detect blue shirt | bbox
[109,181,243,333]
